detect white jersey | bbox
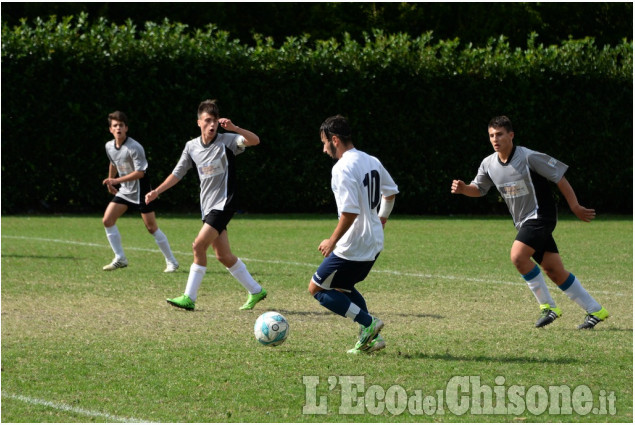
[105,137,148,204]
[331,148,399,261]
[171,133,246,218]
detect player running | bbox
[451,115,609,329]
[145,99,267,311]
[101,111,179,273]
[309,115,399,354]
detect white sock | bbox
[105,225,126,261]
[185,263,206,301]
[560,273,602,313]
[227,258,262,294]
[153,228,177,264]
[522,265,556,307]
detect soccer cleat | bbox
[239,288,267,310]
[578,307,610,329]
[164,262,179,273]
[356,316,384,350]
[103,258,128,271]
[166,294,195,310]
[347,334,386,354]
[535,304,562,328]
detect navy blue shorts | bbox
[203,209,234,234]
[515,219,559,264]
[312,253,378,292]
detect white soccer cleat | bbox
[103,258,128,271]
[164,262,179,273]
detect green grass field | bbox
[1,214,632,422]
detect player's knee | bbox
[145,223,158,234]
[102,216,115,228]
[308,281,322,297]
[215,252,236,268]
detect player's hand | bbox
[219,118,238,132]
[451,179,465,194]
[106,184,118,195]
[318,239,335,258]
[572,204,596,222]
[145,189,158,205]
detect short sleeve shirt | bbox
[105,137,148,204]
[331,148,399,261]
[172,133,246,218]
[471,146,568,229]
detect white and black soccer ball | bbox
[254,311,289,347]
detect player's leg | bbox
[212,231,267,310]
[511,240,560,327]
[102,200,129,270]
[512,222,561,327]
[309,255,383,351]
[166,223,218,310]
[540,251,608,329]
[141,211,179,272]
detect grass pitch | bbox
[1,214,632,422]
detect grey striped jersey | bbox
[105,137,148,204]
[172,134,246,218]
[471,146,568,229]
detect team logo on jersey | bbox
[548,157,558,168]
[199,159,225,179]
[498,180,529,198]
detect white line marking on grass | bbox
[1,392,153,423]
[2,235,627,296]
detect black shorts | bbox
[515,219,559,264]
[110,173,154,214]
[312,252,379,292]
[203,210,234,233]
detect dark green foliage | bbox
[2,15,632,214]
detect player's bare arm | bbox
[557,176,596,222]
[451,180,482,197]
[103,170,145,187]
[145,174,181,204]
[219,118,260,146]
[318,212,357,257]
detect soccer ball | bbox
[254,311,289,347]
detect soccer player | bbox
[451,115,609,329]
[102,111,179,272]
[145,99,267,311]
[309,115,399,354]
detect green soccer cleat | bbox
[166,294,195,311]
[347,334,386,354]
[578,307,610,329]
[356,316,384,350]
[535,304,562,328]
[239,288,267,310]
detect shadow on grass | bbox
[395,351,579,364]
[1,253,76,260]
[274,309,444,320]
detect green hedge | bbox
[2,14,632,215]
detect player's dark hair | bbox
[198,99,220,118]
[488,116,513,132]
[320,115,352,144]
[108,111,128,127]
